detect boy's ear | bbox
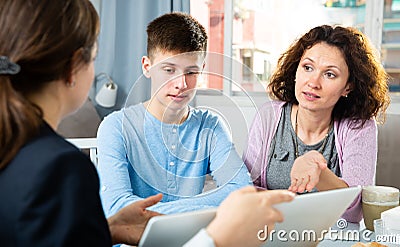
[142,56,151,78]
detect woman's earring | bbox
[67,81,76,87]
[343,94,348,98]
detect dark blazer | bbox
[0,123,111,246]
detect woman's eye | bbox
[304,65,312,71]
[326,72,336,79]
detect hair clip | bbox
[0,56,21,75]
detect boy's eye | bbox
[163,67,175,73]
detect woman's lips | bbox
[303,91,320,100]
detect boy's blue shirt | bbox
[97,103,251,217]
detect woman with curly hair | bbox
[243,25,390,223]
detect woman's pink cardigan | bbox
[243,100,377,223]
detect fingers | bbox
[259,190,295,205]
[289,177,303,192]
[308,172,321,190]
[289,177,308,193]
[288,177,297,192]
[290,151,326,193]
[263,206,285,229]
[146,210,163,218]
[290,183,297,193]
[305,184,314,192]
[294,177,303,191]
[317,161,328,170]
[139,193,163,208]
[272,208,285,223]
[235,185,258,194]
[288,179,296,192]
[263,191,295,226]
[297,176,310,193]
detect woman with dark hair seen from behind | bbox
[0,1,295,246]
[0,0,162,245]
[244,25,390,223]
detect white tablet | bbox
[138,186,361,247]
[138,207,217,247]
[263,186,362,247]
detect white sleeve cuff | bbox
[183,228,216,247]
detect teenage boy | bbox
[97,12,251,217]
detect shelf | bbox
[386,68,400,73]
[382,43,400,49]
[384,18,400,24]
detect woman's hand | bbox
[107,194,163,245]
[288,150,327,193]
[206,186,295,247]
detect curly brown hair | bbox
[268,25,390,127]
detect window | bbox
[382,0,400,91]
[191,0,375,94]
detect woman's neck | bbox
[293,104,333,144]
[27,81,64,130]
